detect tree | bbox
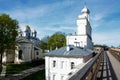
[48,32,66,50]
[40,36,49,52]
[0,14,19,64]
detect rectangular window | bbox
[71,62,74,69]
[53,75,55,80]
[61,61,64,69]
[36,52,39,55]
[61,76,64,80]
[53,60,56,67]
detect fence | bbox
[109,49,120,62]
[68,50,104,80]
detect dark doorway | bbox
[19,50,22,59]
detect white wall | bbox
[67,35,86,48]
[45,56,84,80]
[67,35,93,50]
[14,43,33,63]
[14,43,42,64]
[34,49,42,60]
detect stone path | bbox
[0,64,45,80]
[97,51,120,80]
[0,65,6,77]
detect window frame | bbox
[71,62,75,69]
[53,60,56,68]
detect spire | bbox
[84,0,86,7]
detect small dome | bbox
[25,25,31,31]
[34,30,37,33]
[81,6,90,14]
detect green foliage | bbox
[21,70,45,80]
[48,32,66,50]
[0,14,19,64]
[40,36,49,52]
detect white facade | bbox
[67,35,93,50]
[46,57,83,80]
[45,53,92,80]
[14,42,42,64]
[67,5,93,50]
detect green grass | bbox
[21,69,45,80]
[6,59,45,76]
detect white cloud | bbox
[93,31,120,47]
[91,13,105,29]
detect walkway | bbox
[97,51,120,80]
[107,51,120,79]
[0,64,45,80]
[0,65,6,77]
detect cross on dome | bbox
[81,1,90,14]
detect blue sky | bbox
[0,0,120,47]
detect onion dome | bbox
[25,25,31,31]
[81,6,90,14]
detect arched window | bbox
[19,50,22,59]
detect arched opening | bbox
[19,50,22,59]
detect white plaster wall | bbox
[67,35,93,50]
[14,43,33,63]
[67,35,87,48]
[45,56,83,80]
[77,19,87,35]
[14,43,42,64]
[34,50,42,60]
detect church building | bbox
[45,4,93,80]
[2,25,42,64]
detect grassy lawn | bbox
[21,69,45,80]
[6,59,45,76]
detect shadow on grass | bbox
[6,59,45,76]
[21,69,45,80]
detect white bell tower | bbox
[77,5,91,36]
[67,4,93,50]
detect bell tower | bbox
[77,4,91,36]
[67,3,93,50]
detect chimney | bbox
[67,45,70,51]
